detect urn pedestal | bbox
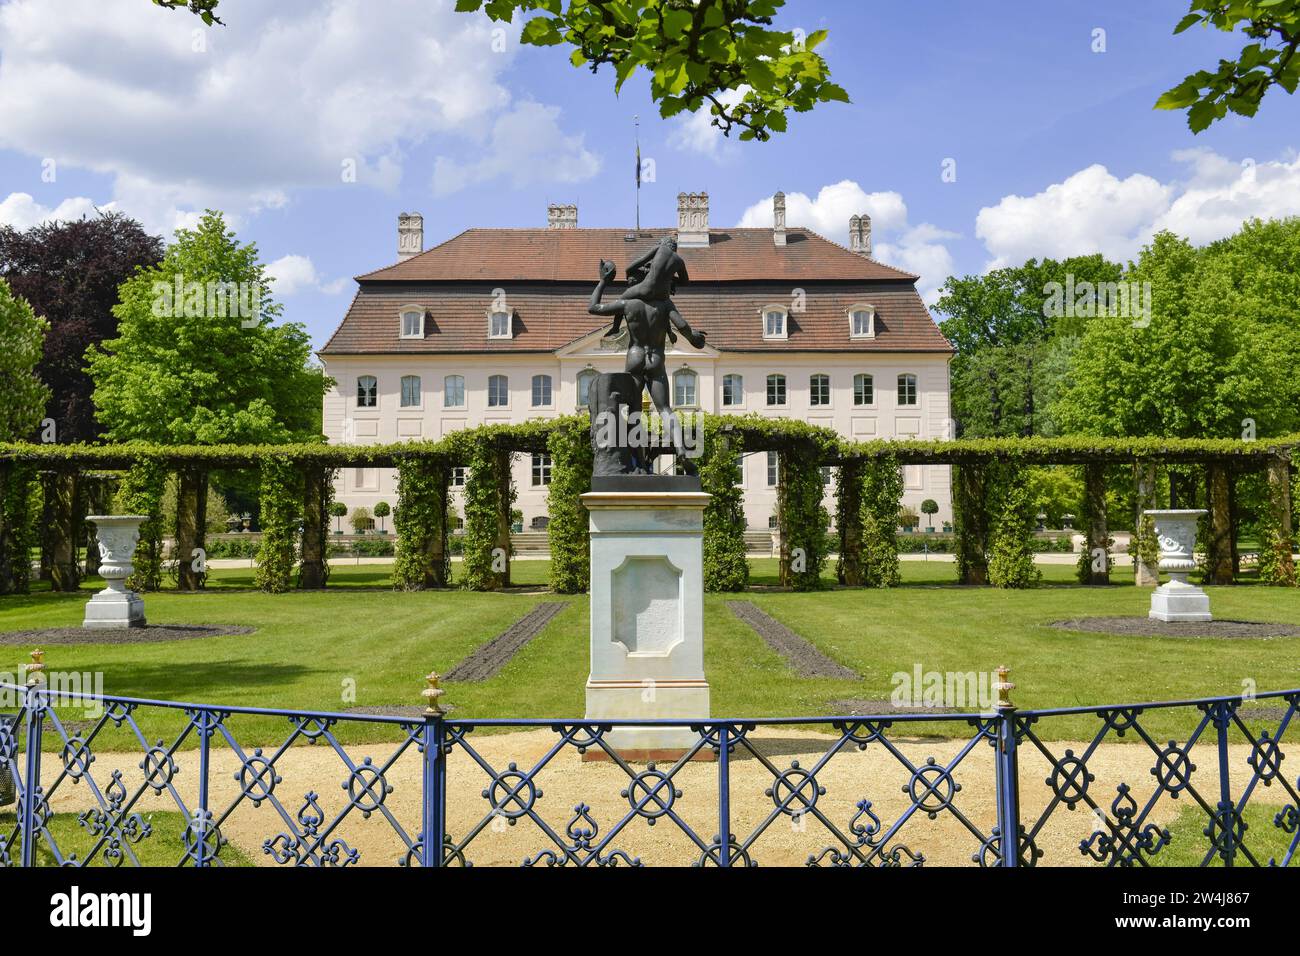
[582,490,711,760]
[84,515,148,629]
[1146,509,1211,623]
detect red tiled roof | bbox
[320,226,951,356]
[358,227,919,283]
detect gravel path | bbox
[726,601,857,679]
[443,602,567,682]
[1051,617,1300,639]
[0,624,254,645]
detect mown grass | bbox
[1151,803,1297,867]
[1,558,1297,745]
[0,810,252,867]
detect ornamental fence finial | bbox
[995,664,1015,710]
[26,649,45,687]
[423,670,446,716]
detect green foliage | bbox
[986,462,1042,589]
[254,458,299,593]
[953,464,988,585]
[777,451,830,592]
[457,428,517,591]
[459,0,848,142]
[151,0,223,25]
[1053,223,1300,440]
[699,417,748,592]
[0,462,37,594]
[393,459,451,590]
[1157,1,1300,131]
[860,456,903,587]
[0,278,51,443]
[85,211,329,450]
[115,459,166,592]
[372,500,391,532]
[546,416,593,594]
[349,506,373,533]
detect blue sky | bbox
[1,0,1297,350]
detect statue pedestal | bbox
[84,515,148,629]
[1146,509,1211,623]
[1150,580,1211,622]
[582,490,711,760]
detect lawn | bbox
[1,558,1298,745]
[0,811,253,867]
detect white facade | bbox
[321,327,953,531]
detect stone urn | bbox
[84,515,148,629]
[1145,509,1211,622]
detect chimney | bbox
[772,191,787,247]
[397,212,424,261]
[676,191,710,247]
[849,213,872,257]
[547,203,577,229]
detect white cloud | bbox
[0,192,107,230]
[431,101,601,197]
[0,0,596,230]
[974,150,1300,269]
[265,254,349,297]
[667,87,747,157]
[737,180,955,301]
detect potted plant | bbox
[898,504,920,533]
[349,505,373,535]
[920,498,939,532]
[373,500,391,534]
[329,501,348,534]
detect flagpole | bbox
[634,114,641,234]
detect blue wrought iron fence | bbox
[0,679,1296,867]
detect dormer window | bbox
[400,306,425,339]
[762,305,788,340]
[849,304,876,339]
[489,310,512,339]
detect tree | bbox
[373,500,391,533]
[349,506,373,535]
[0,279,51,442]
[86,210,328,448]
[1157,1,1300,132]
[935,255,1124,438]
[1052,221,1300,439]
[0,212,164,442]
[153,0,848,143]
[920,498,939,530]
[329,501,348,534]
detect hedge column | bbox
[1133,463,1159,587]
[1261,455,1296,586]
[835,460,865,586]
[393,459,450,590]
[547,419,593,594]
[0,461,37,595]
[46,470,79,592]
[1082,462,1110,585]
[494,449,514,588]
[299,465,332,589]
[1204,463,1234,585]
[953,463,988,585]
[175,468,207,591]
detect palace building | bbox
[319,192,954,534]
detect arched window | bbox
[809,373,830,406]
[766,373,787,406]
[762,305,788,339]
[853,373,874,406]
[488,374,509,407]
[673,369,698,407]
[399,375,421,408]
[721,373,744,407]
[356,375,377,408]
[444,375,465,408]
[577,369,598,408]
[400,306,424,339]
[489,310,511,339]
[848,304,875,338]
[897,374,918,407]
[531,374,553,407]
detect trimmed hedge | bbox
[546,416,592,594]
[700,416,749,592]
[254,457,300,593]
[393,457,450,590]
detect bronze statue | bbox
[587,237,708,483]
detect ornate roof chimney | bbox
[398,212,424,261]
[547,203,577,229]
[849,213,872,257]
[773,191,787,247]
[676,191,710,248]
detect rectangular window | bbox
[674,372,697,407]
[356,376,377,408]
[444,375,465,408]
[488,375,509,407]
[854,374,874,406]
[451,467,466,488]
[401,310,423,338]
[490,311,511,338]
[851,309,873,337]
[764,310,786,338]
[722,374,743,407]
[400,375,421,408]
[766,451,779,487]
[531,453,552,486]
[766,374,786,406]
[810,374,830,407]
[898,374,918,407]
[532,374,552,407]
[734,454,745,487]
